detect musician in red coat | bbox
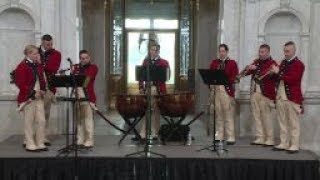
[139,44,170,139]
[38,34,61,145]
[138,47,170,95]
[73,50,98,148]
[236,44,277,146]
[209,44,238,145]
[16,45,47,152]
[271,41,305,153]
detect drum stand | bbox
[126,61,165,158]
[161,111,204,145]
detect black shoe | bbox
[272,147,285,151]
[83,145,93,150]
[250,142,264,145]
[263,144,274,147]
[286,150,299,154]
[38,147,49,152]
[44,142,51,146]
[25,148,40,152]
[22,143,26,148]
[77,144,85,149]
[227,141,236,145]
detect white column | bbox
[58,0,78,67]
[300,35,310,94]
[40,0,55,38]
[308,0,320,92]
[221,0,241,60]
[239,0,258,92]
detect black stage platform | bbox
[0,135,319,180]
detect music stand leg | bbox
[125,63,165,158]
[57,100,82,157]
[57,88,78,157]
[57,93,71,154]
[197,88,228,153]
[125,144,166,158]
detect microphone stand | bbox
[126,58,165,158]
[56,58,81,180]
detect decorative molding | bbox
[0,95,16,101]
[10,0,19,4]
[280,0,291,8]
[0,2,40,32]
[258,7,309,35]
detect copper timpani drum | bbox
[157,92,195,118]
[116,95,147,119]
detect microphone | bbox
[66,58,73,74]
[67,58,72,65]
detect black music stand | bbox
[49,75,86,88]
[135,65,167,82]
[49,75,85,156]
[197,69,229,152]
[125,64,167,157]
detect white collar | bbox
[219,57,228,61]
[41,46,46,52]
[286,55,296,62]
[26,57,34,63]
[151,56,160,61]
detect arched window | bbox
[264,12,302,61]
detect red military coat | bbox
[245,58,277,100]
[210,58,239,97]
[277,57,304,105]
[39,47,61,93]
[139,57,170,94]
[15,59,46,104]
[74,63,98,103]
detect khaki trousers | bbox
[275,99,301,150]
[43,90,55,142]
[210,87,236,142]
[140,86,160,138]
[77,102,94,147]
[23,98,46,150]
[250,92,274,145]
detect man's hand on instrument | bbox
[248,64,257,70]
[17,99,32,112]
[90,102,98,111]
[58,69,66,75]
[35,90,45,99]
[271,64,279,74]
